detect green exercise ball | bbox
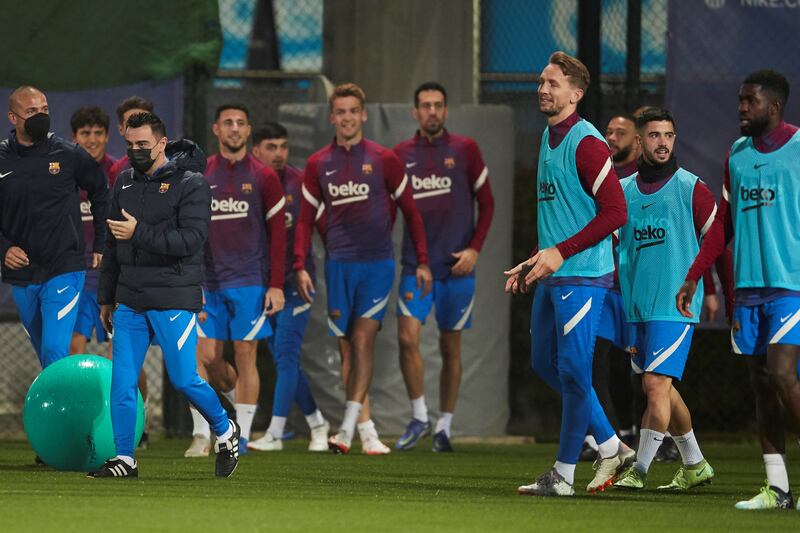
[23,355,145,471]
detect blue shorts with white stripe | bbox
[197,285,272,341]
[396,274,475,331]
[631,321,694,380]
[731,296,800,356]
[325,258,395,337]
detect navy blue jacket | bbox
[0,131,110,286]
[98,139,210,313]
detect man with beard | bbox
[504,52,631,496]
[0,86,109,371]
[184,104,286,457]
[677,70,800,510]
[612,108,716,491]
[393,82,494,452]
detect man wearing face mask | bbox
[91,112,239,478]
[0,86,109,370]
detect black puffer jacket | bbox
[98,139,210,313]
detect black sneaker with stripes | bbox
[214,419,240,478]
[87,458,138,478]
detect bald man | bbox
[0,86,109,369]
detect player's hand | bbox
[296,269,315,304]
[92,253,103,269]
[107,209,138,240]
[416,264,433,297]
[265,287,285,316]
[4,246,29,269]
[451,248,478,276]
[676,279,698,319]
[525,247,563,284]
[702,294,720,323]
[504,257,535,294]
[100,304,117,335]
[198,310,208,324]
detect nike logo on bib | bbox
[561,291,573,300]
[754,163,768,169]
[642,202,655,210]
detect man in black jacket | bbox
[0,86,109,368]
[89,112,239,478]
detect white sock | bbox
[115,455,135,467]
[190,407,211,439]
[357,419,378,441]
[673,429,704,466]
[340,401,361,442]
[597,434,622,459]
[634,428,664,473]
[305,409,325,429]
[435,412,453,437]
[553,461,575,485]
[583,435,598,450]
[411,396,429,423]
[764,453,790,493]
[221,388,236,406]
[217,420,234,441]
[267,416,287,439]
[235,403,257,440]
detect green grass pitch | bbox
[0,438,797,531]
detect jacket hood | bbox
[165,138,206,174]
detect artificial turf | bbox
[0,438,797,531]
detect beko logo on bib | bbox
[211,197,250,220]
[633,216,668,251]
[538,181,556,201]
[327,181,369,206]
[739,185,776,211]
[412,174,451,199]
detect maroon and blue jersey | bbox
[294,138,428,268]
[279,164,315,286]
[394,131,494,280]
[80,153,116,292]
[203,153,286,291]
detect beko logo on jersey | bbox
[327,181,370,206]
[412,174,451,199]
[633,216,668,251]
[739,185,776,211]
[538,181,556,202]
[211,197,250,220]
[80,200,93,221]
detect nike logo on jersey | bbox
[561,291,573,300]
[754,163,768,169]
[56,286,69,294]
[325,169,337,176]
[780,314,792,323]
[122,184,133,189]
[210,185,218,189]
[652,347,664,356]
[642,202,655,210]
[0,171,12,178]
[169,313,181,321]
[405,162,417,168]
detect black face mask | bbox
[127,147,156,173]
[23,112,50,143]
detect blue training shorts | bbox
[396,274,475,331]
[325,258,394,337]
[73,289,109,343]
[631,321,694,380]
[596,289,636,352]
[732,296,800,356]
[197,285,272,341]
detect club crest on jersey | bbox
[242,183,253,194]
[444,157,455,169]
[362,163,373,175]
[48,162,60,175]
[285,193,294,205]
[159,183,170,194]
